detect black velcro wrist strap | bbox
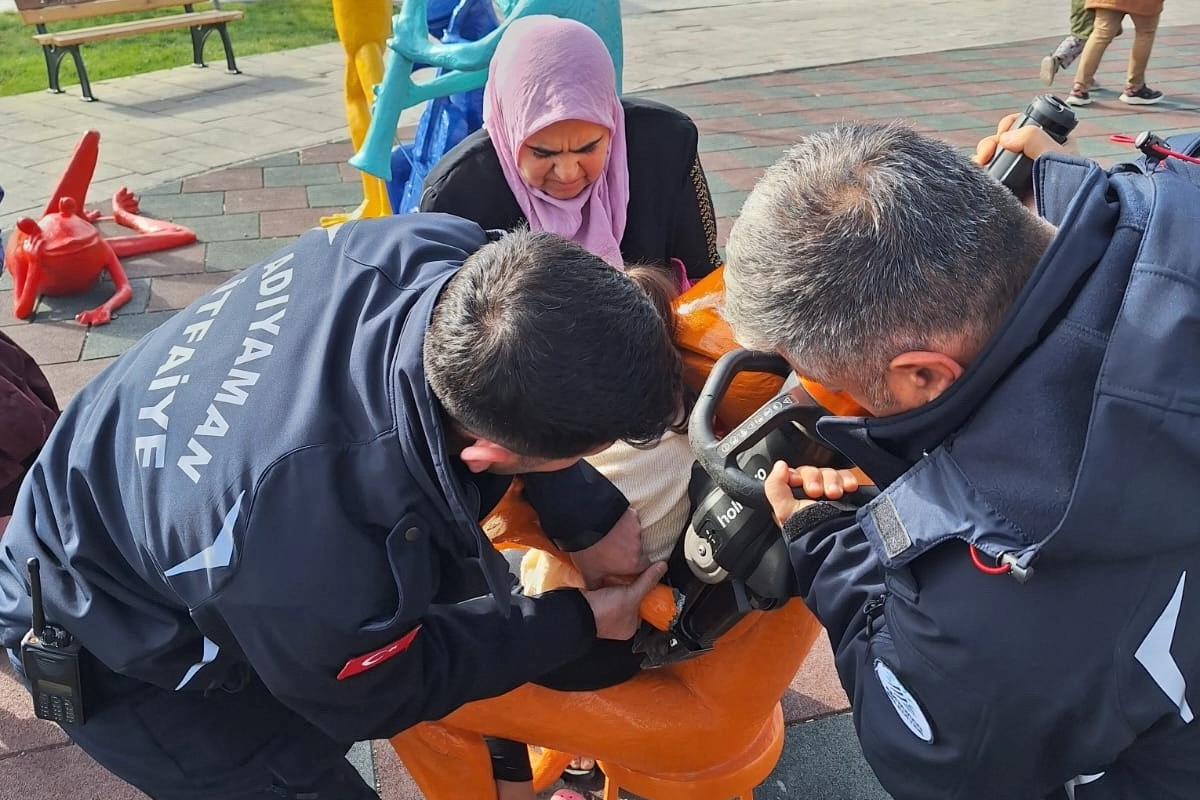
[782,501,856,543]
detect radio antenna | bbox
[27,558,46,639]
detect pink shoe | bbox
[551,791,588,800]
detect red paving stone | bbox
[698,149,759,171]
[714,166,768,192]
[700,116,766,133]
[145,272,234,312]
[259,206,346,237]
[301,141,359,164]
[339,161,367,182]
[182,167,265,193]
[224,186,311,214]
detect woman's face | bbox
[517,119,611,200]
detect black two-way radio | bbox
[20,558,87,725]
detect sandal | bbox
[562,757,596,777]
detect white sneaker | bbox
[1120,86,1164,105]
[1065,88,1092,106]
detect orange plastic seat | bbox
[597,704,784,800]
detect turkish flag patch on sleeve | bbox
[337,625,422,680]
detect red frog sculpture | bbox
[10,196,132,326]
[4,130,196,326]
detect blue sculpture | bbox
[385,0,498,214]
[349,0,624,181]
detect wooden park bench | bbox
[15,0,244,102]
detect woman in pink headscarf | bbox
[422,16,720,800]
[420,14,720,288]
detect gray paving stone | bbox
[204,237,299,272]
[1,320,87,366]
[902,85,975,101]
[137,191,226,219]
[175,212,262,243]
[711,189,750,217]
[82,309,179,360]
[139,181,184,196]
[245,152,302,169]
[704,172,737,195]
[723,145,791,168]
[903,112,998,132]
[34,277,152,323]
[759,714,892,800]
[697,133,758,153]
[308,182,369,209]
[264,164,346,188]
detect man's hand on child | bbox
[582,561,668,640]
[570,507,648,589]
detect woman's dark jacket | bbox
[0,331,59,518]
[420,96,722,281]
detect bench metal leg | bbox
[190,23,241,74]
[39,44,64,94]
[40,43,97,102]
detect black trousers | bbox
[9,652,378,800]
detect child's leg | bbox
[490,737,537,800]
[1069,0,1094,41]
[1051,34,1087,68]
[1043,0,1095,85]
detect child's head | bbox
[624,263,681,339]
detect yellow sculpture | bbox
[324,0,393,226]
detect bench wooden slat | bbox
[17,0,202,25]
[30,9,243,47]
[17,0,243,102]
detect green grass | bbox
[0,0,339,97]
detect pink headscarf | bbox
[484,15,629,267]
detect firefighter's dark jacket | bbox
[0,214,629,743]
[786,149,1200,799]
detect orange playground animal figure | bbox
[4,130,196,326]
[389,269,851,799]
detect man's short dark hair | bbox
[424,229,684,459]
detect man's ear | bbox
[884,350,964,408]
[459,437,518,474]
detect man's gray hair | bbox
[724,122,1050,399]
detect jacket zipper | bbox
[864,592,889,639]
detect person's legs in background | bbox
[1119,11,1164,104]
[1068,9,1124,105]
[1043,0,1095,83]
[1042,0,1095,85]
[1068,0,1095,42]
